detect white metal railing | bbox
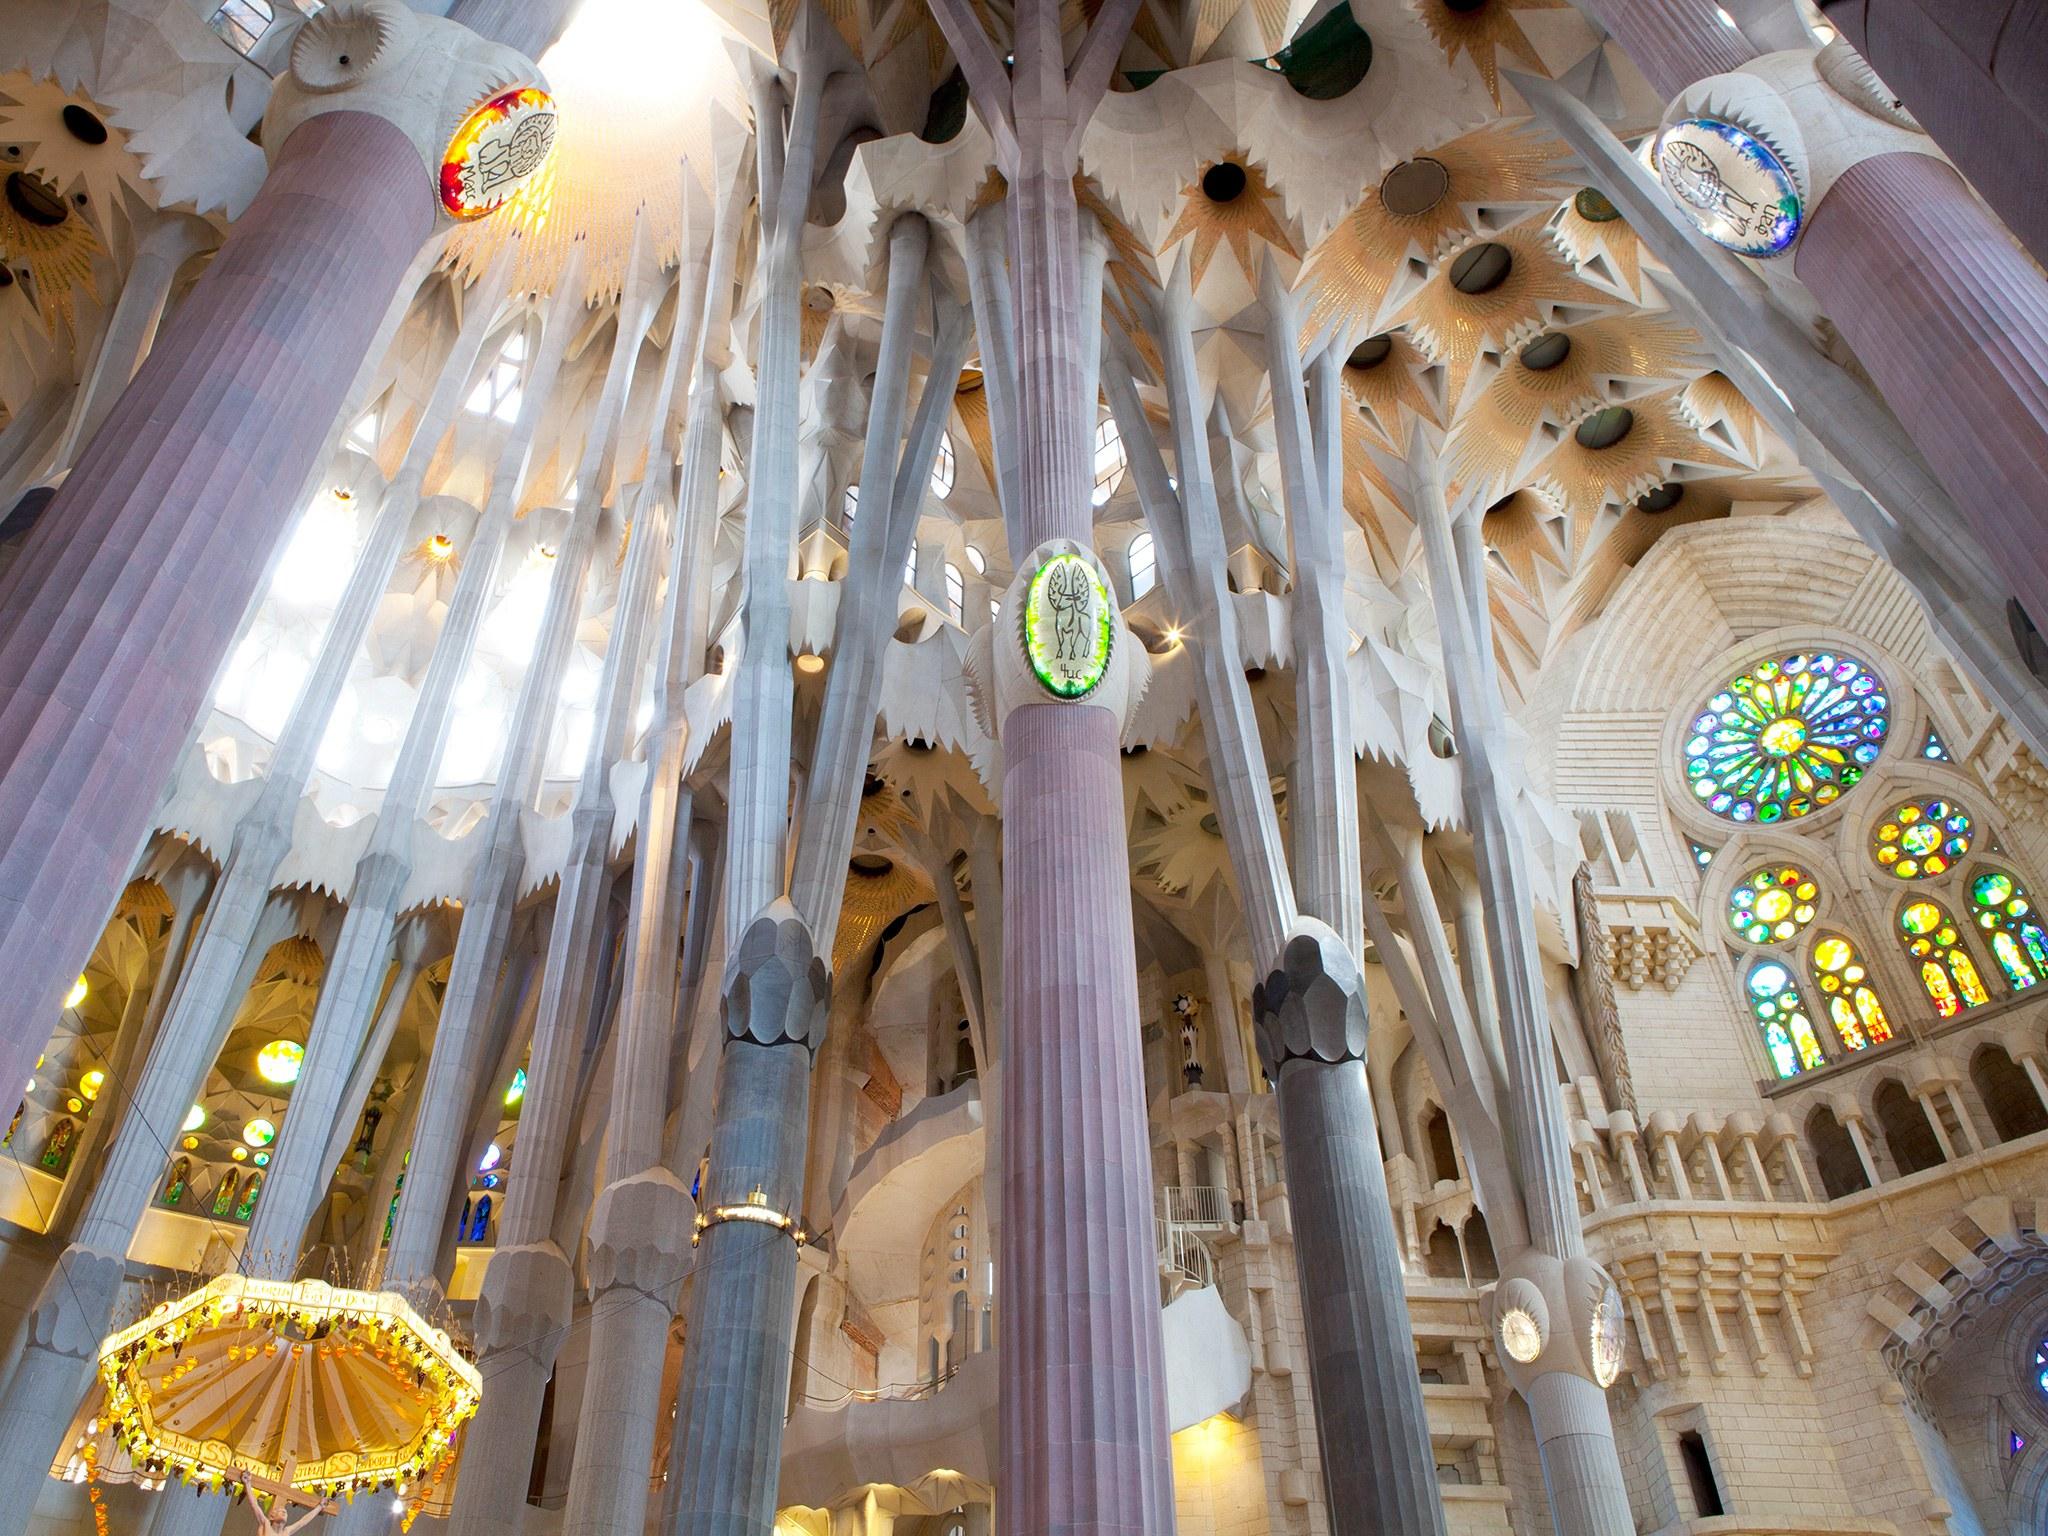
[1159,1184,1231,1227]
[1155,1217,1216,1298]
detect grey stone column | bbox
[1254,928,1449,1534]
[662,906,826,1536]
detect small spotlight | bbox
[1165,627,1183,647]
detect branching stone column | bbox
[1406,441,1632,1534]
[1251,927,1451,1534]
[248,256,590,1276]
[449,279,681,1533]
[0,8,544,1110]
[1108,281,1447,1531]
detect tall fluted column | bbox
[1252,931,1450,1535]
[1568,1,2048,636]
[926,0,1182,1518]
[1817,0,2048,260]
[1795,151,2048,632]
[0,6,544,1159]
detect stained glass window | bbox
[1682,652,1888,823]
[1968,868,2048,991]
[1898,899,1990,1017]
[1809,934,1893,1052]
[234,1173,261,1222]
[930,433,956,499]
[2036,1338,2047,1398]
[1689,840,1716,871]
[1747,961,1826,1079]
[1873,797,1972,880]
[1727,865,1818,945]
[1921,727,1950,762]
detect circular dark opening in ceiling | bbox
[1347,334,1394,370]
[1202,161,1248,203]
[1574,405,1636,450]
[1443,0,1490,12]
[1519,332,1572,371]
[5,172,67,228]
[1380,157,1449,217]
[1574,186,1621,223]
[1199,813,1222,836]
[1635,480,1685,514]
[1448,241,1512,295]
[61,105,108,146]
[0,267,13,289]
[849,854,894,877]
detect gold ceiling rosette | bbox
[95,1274,481,1522]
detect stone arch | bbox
[1421,1102,1459,1186]
[1424,1221,1462,1281]
[1970,1043,2048,1142]
[1804,1103,1869,1198]
[1874,1078,1944,1176]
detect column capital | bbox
[722,899,829,1054]
[585,1168,695,1297]
[1250,919,1370,1075]
[471,1241,575,1357]
[264,0,552,209]
[1487,1246,1628,1399]
[25,1245,127,1361]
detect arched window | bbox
[964,544,986,575]
[469,1192,492,1242]
[1898,899,1990,1017]
[235,1173,262,1222]
[1968,868,2048,991]
[1871,796,1973,881]
[841,484,859,525]
[465,329,527,422]
[930,434,956,499]
[347,411,379,452]
[1745,960,1825,1079]
[943,562,964,624]
[209,0,274,56]
[161,1158,190,1207]
[904,546,918,589]
[1725,864,1818,945]
[1808,933,1893,1052]
[211,1171,240,1218]
[1681,651,1888,823]
[1128,530,1157,600]
[1092,419,1127,507]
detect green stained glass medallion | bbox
[1023,551,1114,700]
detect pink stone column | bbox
[1572,0,1757,97]
[990,10,1178,1528]
[999,698,1178,1535]
[0,110,436,1116]
[1796,151,2048,634]
[1821,0,2048,259]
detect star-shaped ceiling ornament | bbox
[1553,186,1646,300]
[1161,158,1299,291]
[1302,121,1576,346]
[1416,0,1571,109]
[1395,224,1609,399]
